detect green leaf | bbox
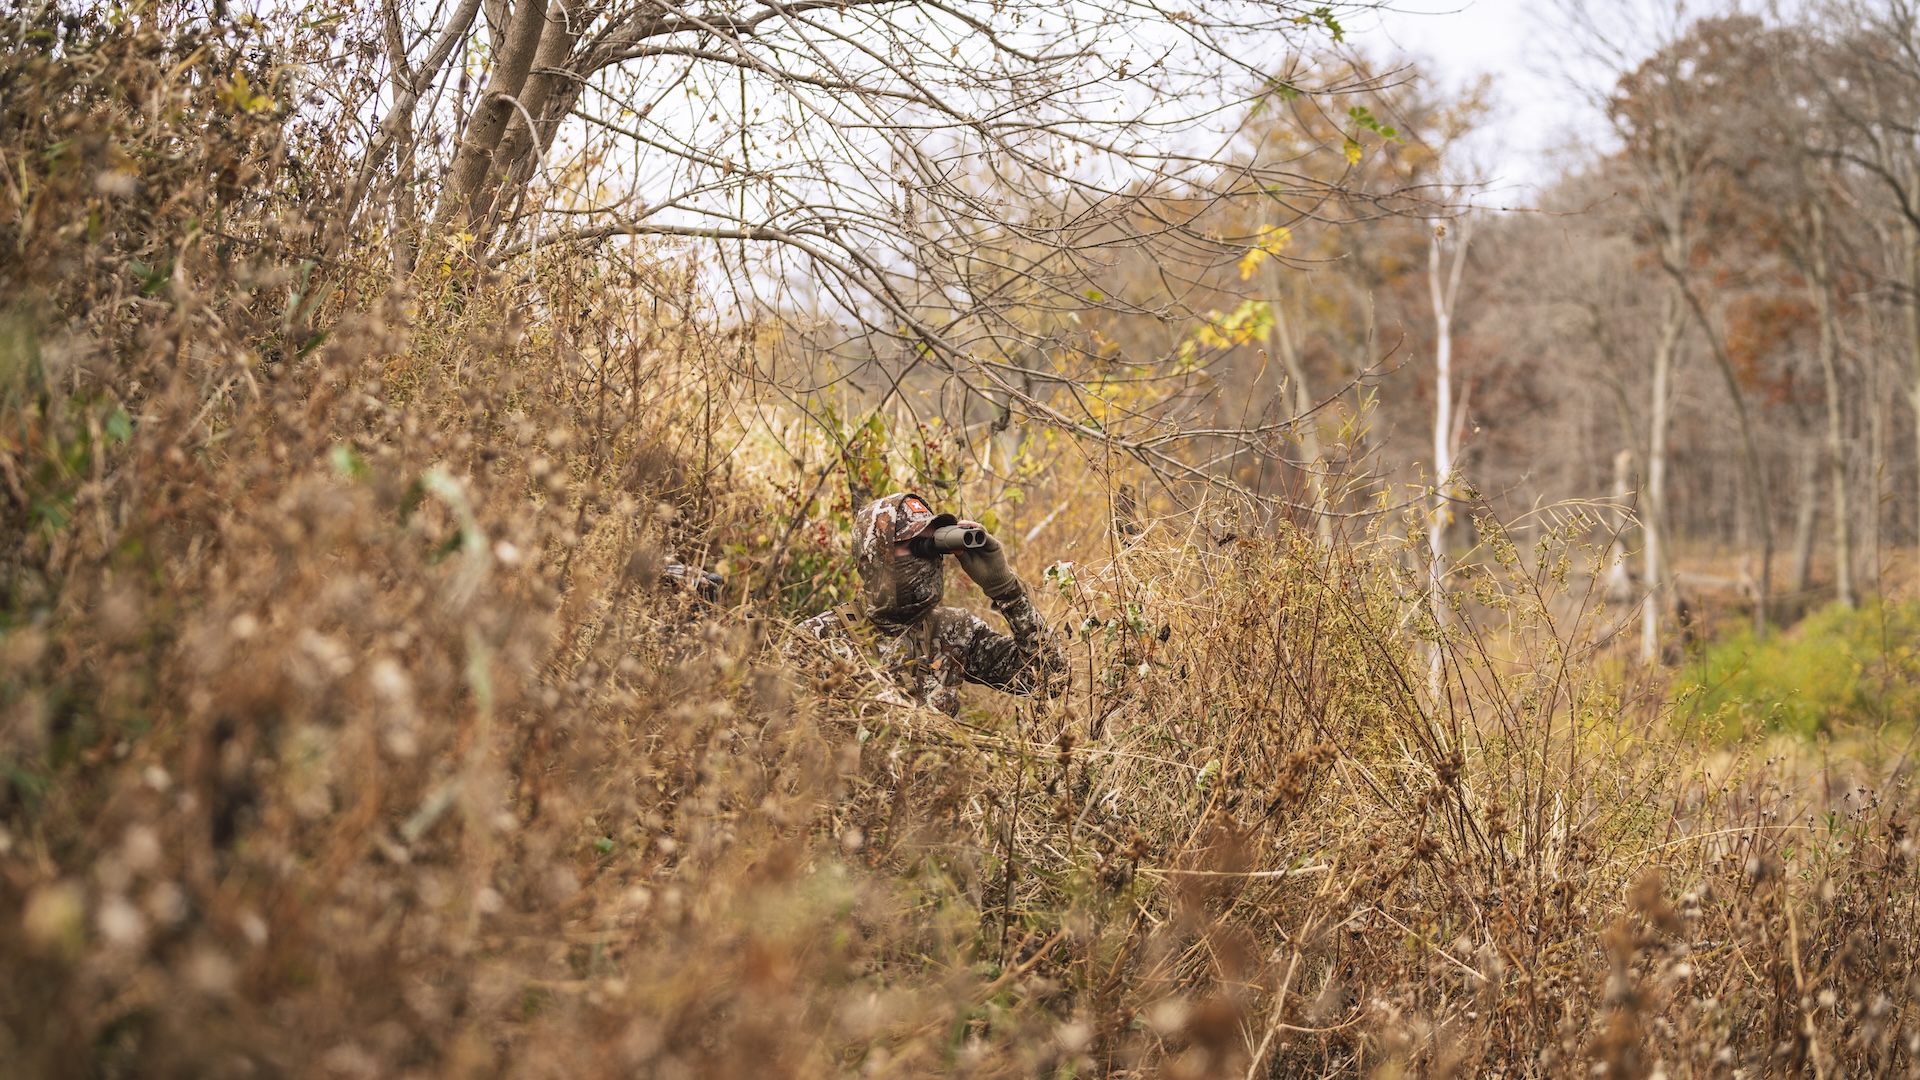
[1267,77,1300,101]
[592,836,615,854]
[1345,106,1404,148]
[328,443,368,480]
[32,498,70,531]
[295,329,330,359]
[1294,5,1345,43]
[129,258,172,296]
[431,530,466,563]
[104,408,132,444]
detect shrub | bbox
[1679,599,1920,738]
[1,5,1916,1078]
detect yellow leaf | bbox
[218,72,275,114]
[1343,138,1362,165]
[1237,225,1293,280]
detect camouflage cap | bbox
[852,492,955,566]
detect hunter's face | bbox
[893,541,930,562]
[850,493,947,628]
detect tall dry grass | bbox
[2,5,1917,1078]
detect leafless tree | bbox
[313,0,1408,497]
[1822,0,1920,571]
[1555,0,1781,645]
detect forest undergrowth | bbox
[2,6,1918,1078]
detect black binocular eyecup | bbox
[908,524,987,557]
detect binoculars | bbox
[909,524,988,558]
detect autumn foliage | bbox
[2,4,1918,1079]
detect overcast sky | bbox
[1354,0,1615,204]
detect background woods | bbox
[2,0,1919,1077]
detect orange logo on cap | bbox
[903,496,931,517]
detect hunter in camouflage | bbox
[797,492,1066,716]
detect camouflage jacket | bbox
[796,591,1066,716]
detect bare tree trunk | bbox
[479,6,587,246]
[328,0,484,260]
[1606,448,1635,601]
[1427,218,1471,691]
[1790,434,1821,595]
[1264,264,1332,548]
[484,0,509,51]
[1905,219,1920,557]
[1809,199,1855,608]
[1642,289,1683,665]
[392,110,418,276]
[435,0,552,241]
[1868,333,1885,595]
[1668,278,1773,634]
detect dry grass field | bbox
[2,6,1917,1078]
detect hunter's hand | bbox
[952,522,1022,602]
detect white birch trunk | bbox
[1868,328,1885,594]
[1642,290,1683,665]
[1790,436,1821,595]
[1427,220,1471,692]
[1809,199,1855,608]
[1606,449,1636,602]
[1905,220,1920,566]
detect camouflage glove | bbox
[953,527,1023,602]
